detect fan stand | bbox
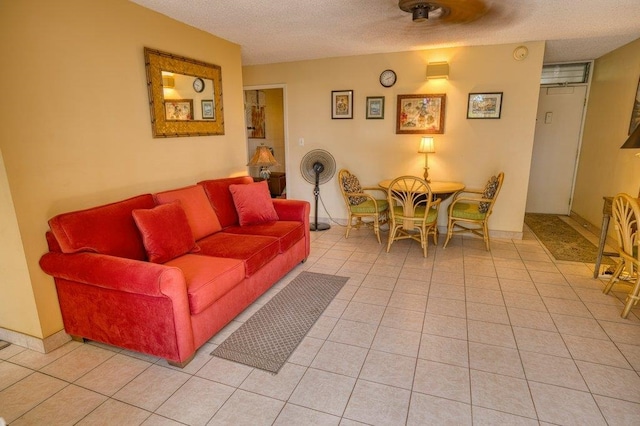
[311,161,330,231]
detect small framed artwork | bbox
[201,99,215,120]
[331,90,353,119]
[628,77,640,135]
[396,94,446,134]
[164,99,193,121]
[366,96,385,119]
[467,92,503,119]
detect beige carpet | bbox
[211,271,349,373]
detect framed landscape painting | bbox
[467,92,503,119]
[396,94,446,134]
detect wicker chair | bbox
[338,169,389,243]
[443,172,504,251]
[386,176,441,257]
[602,193,640,318]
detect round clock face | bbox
[193,77,205,93]
[379,69,397,87]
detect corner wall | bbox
[0,0,246,344]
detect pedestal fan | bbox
[300,149,336,231]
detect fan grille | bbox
[300,149,336,185]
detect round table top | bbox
[378,179,465,194]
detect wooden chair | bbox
[602,193,640,318]
[338,169,389,243]
[386,176,441,257]
[443,172,504,251]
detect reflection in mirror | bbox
[144,47,224,138]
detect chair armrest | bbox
[39,252,185,298]
[273,199,310,222]
[361,186,388,198]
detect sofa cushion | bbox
[223,221,305,253]
[198,176,254,228]
[165,254,245,315]
[132,202,200,264]
[154,185,222,240]
[197,232,280,277]
[48,194,155,260]
[229,181,279,226]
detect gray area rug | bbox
[211,271,349,373]
[524,213,613,264]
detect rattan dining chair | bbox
[602,193,640,318]
[386,176,441,257]
[443,172,504,251]
[338,169,389,243]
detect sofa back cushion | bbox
[154,185,222,240]
[48,194,155,260]
[198,176,254,228]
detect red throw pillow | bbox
[132,202,200,263]
[229,181,279,226]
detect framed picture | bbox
[366,96,385,119]
[396,94,446,134]
[201,99,215,120]
[467,92,503,119]
[628,77,640,135]
[332,90,353,119]
[164,99,193,121]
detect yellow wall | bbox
[243,42,545,233]
[573,38,640,227]
[0,0,246,340]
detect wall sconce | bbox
[418,137,435,182]
[247,144,279,179]
[162,75,175,88]
[426,61,449,80]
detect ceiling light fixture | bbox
[398,1,448,23]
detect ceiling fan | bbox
[398,0,488,24]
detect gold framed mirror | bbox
[144,47,224,137]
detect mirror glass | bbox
[145,48,224,137]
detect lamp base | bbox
[423,167,431,183]
[310,223,330,231]
[259,167,272,179]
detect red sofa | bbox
[39,176,310,367]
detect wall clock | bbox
[193,77,205,93]
[379,69,397,87]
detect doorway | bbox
[244,86,287,197]
[526,85,588,214]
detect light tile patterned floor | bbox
[1,222,640,425]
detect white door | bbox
[526,85,587,214]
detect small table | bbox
[378,180,465,200]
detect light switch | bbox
[544,112,553,124]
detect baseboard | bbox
[0,327,71,354]
[569,210,616,248]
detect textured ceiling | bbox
[131,0,640,65]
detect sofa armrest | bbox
[39,252,185,298]
[273,199,310,223]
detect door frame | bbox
[243,84,289,180]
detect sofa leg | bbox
[167,353,195,368]
[70,335,86,343]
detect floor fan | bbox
[300,149,336,231]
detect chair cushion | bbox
[451,202,487,220]
[350,199,389,214]
[392,205,438,222]
[229,180,279,226]
[154,185,222,240]
[132,202,200,264]
[196,232,280,277]
[342,174,367,205]
[164,254,245,315]
[223,221,305,253]
[479,175,499,213]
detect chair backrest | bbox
[338,169,367,206]
[387,176,436,225]
[479,172,505,216]
[611,193,640,272]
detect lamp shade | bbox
[418,137,435,153]
[621,123,640,149]
[247,144,278,167]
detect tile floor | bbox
[1,220,640,425]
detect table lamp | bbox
[247,144,278,179]
[418,137,435,182]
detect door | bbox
[526,85,587,214]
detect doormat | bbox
[211,271,349,373]
[524,213,614,264]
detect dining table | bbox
[378,179,465,200]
